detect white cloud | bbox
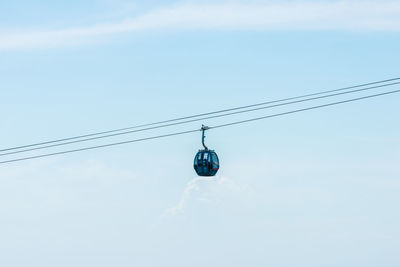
[1,1,400,51]
[162,175,254,216]
[163,176,208,216]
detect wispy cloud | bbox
[1,1,400,51]
[163,177,209,216]
[162,175,252,217]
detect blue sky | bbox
[0,1,399,266]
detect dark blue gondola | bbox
[194,125,219,176]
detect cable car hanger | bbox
[201,125,210,150]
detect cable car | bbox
[194,125,219,176]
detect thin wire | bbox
[0,129,200,165]
[1,88,399,165]
[1,81,399,157]
[211,89,400,129]
[1,77,399,153]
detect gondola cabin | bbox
[194,149,219,176]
